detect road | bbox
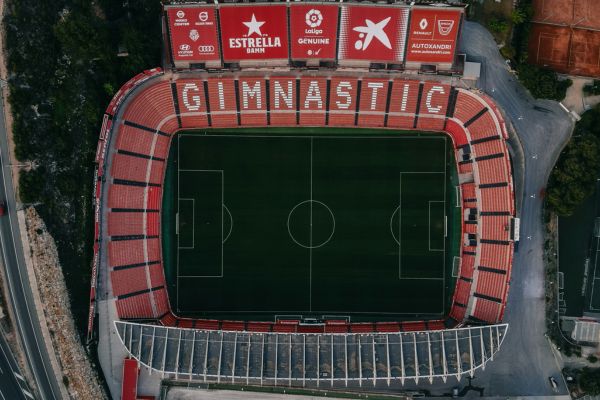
[0,330,29,399]
[0,88,62,399]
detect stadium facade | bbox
[91,1,518,397]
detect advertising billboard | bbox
[166,6,221,62]
[219,5,289,61]
[290,4,339,60]
[405,8,462,64]
[338,5,409,62]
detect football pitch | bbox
[162,128,459,321]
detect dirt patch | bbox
[533,0,600,30]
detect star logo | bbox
[243,14,265,37]
[352,17,392,51]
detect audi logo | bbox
[198,45,215,53]
[179,44,191,51]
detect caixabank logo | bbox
[406,8,461,63]
[219,6,289,60]
[338,5,409,62]
[290,4,338,59]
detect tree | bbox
[579,368,600,394]
[488,17,509,34]
[547,105,600,216]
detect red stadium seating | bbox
[175,79,210,128]
[445,119,468,147]
[467,113,500,141]
[108,212,144,237]
[358,78,388,127]
[123,81,175,129]
[269,77,297,126]
[116,124,171,158]
[471,297,502,323]
[386,80,420,129]
[328,77,358,126]
[481,215,511,241]
[111,153,164,185]
[299,78,327,126]
[109,238,161,267]
[480,186,513,213]
[480,244,512,271]
[454,91,485,123]
[238,78,268,126]
[206,78,238,127]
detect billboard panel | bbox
[290,4,339,60]
[166,6,221,62]
[405,8,462,64]
[219,5,289,61]
[338,5,409,62]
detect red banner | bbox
[338,5,409,62]
[167,6,221,62]
[405,8,461,63]
[290,4,338,60]
[219,5,289,61]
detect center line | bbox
[309,137,313,312]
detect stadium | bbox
[91,1,517,395]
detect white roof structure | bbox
[115,321,508,386]
[571,320,600,344]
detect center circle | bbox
[287,200,335,249]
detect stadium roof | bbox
[115,321,508,386]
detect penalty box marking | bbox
[429,200,446,252]
[398,172,446,281]
[177,169,224,279]
[177,198,195,249]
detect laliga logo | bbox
[305,9,323,28]
[176,10,185,19]
[437,20,455,36]
[189,29,200,42]
[352,17,392,51]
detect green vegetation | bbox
[516,64,572,101]
[466,0,514,44]
[487,16,509,34]
[584,80,600,96]
[547,105,600,216]
[565,367,600,396]
[4,0,162,332]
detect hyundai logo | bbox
[179,44,191,51]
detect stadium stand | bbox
[94,73,515,337]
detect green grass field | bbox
[162,128,459,322]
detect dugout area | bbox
[162,128,460,322]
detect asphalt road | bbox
[0,90,62,399]
[0,330,29,399]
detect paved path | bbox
[0,86,62,399]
